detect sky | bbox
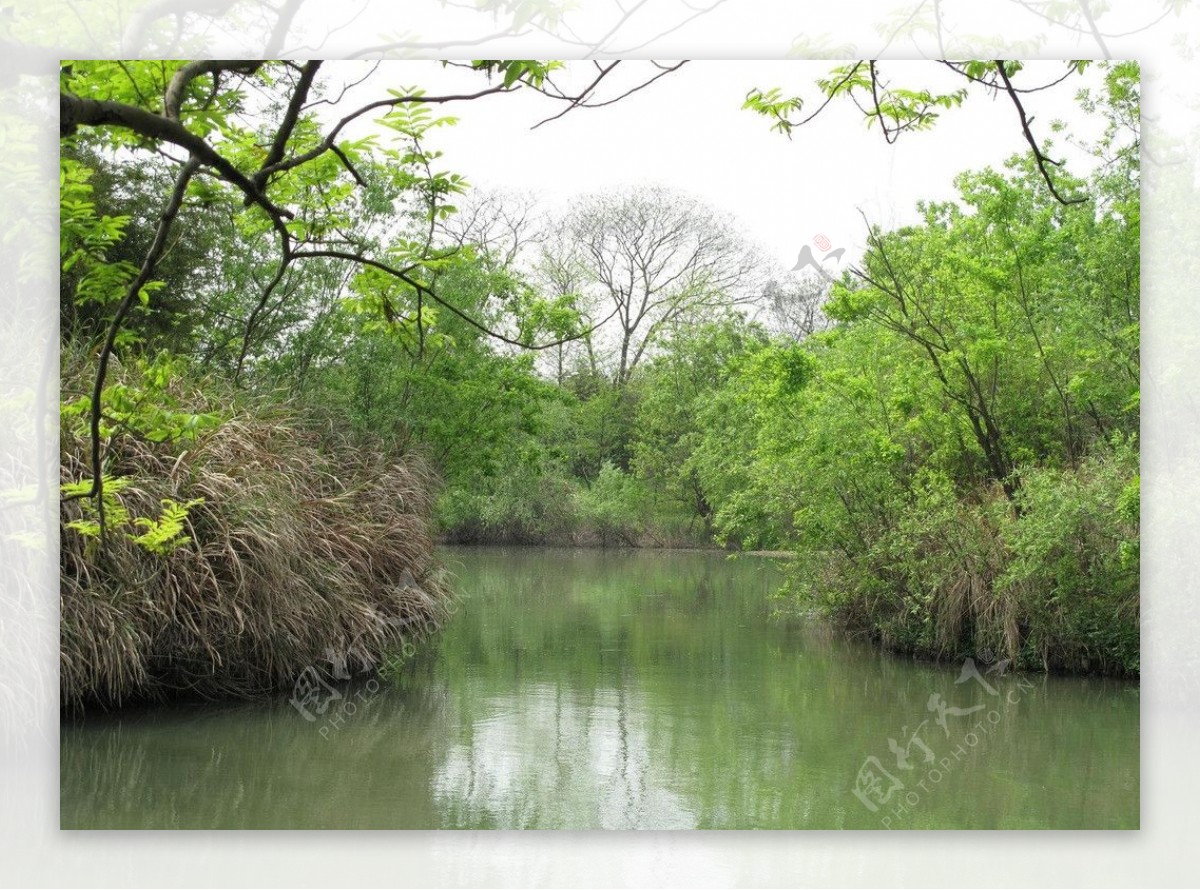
[330,60,1110,277]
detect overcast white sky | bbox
[332,60,1109,276]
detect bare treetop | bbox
[557,186,761,384]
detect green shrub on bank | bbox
[1000,439,1140,675]
[437,459,707,548]
[574,461,647,546]
[772,442,1140,677]
[437,458,579,544]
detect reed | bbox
[60,359,451,708]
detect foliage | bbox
[58,59,1141,686]
[1000,438,1140,674]
[61,470,203,558]
[632,318,771,539]
[60,359,452,707]
[689,66,1140,674]
[574,462,649,547]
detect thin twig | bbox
[994,60,1086,206]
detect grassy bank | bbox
[60,356,451,709]
[777,444,1140,678]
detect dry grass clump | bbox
[60,368,451,708]
[925,496,1021,665]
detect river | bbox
[60,546,1139,829]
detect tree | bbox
[829,146,1137,499]
[57,59,685,524]
[762,271,830,342]
[553,186,759,386]
[632,316,770,533]
[687,68,1140,668]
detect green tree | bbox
[633,316,770,534]
[58,59,672,520]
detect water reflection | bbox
[61,547,1138,829]
[432,684,697,829]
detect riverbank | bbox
[434,530,1136,679]
[60,358,452,709]
[771,450,1141,680]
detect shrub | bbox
[60,357,452,707]
[1000,438,1140,675]
[437,460,578,544]
[572,461,649,546]
[779,444,1139,677]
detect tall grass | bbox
[60,358,451,708]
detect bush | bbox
[60,356,452,707]
[437,460,578,544]
[436,454,707,548]
[1000,439,1140,675]
[778,443,1139,677]
[573,461,648,547]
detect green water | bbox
[60,547,1139,829]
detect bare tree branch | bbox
[994,60,1087,205]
